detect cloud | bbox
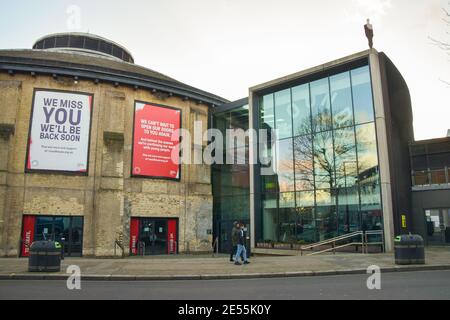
[345,0,393,25]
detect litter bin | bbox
[394,234,425,265]
[28,241,62,272]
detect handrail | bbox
[114,239,125,258]
[308,242,364,256]
[301,231,363,251]
[300,230,384,256]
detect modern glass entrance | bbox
[21,215,84,257]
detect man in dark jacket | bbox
[235,223,250,266]
[230,222,239,262]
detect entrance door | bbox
[139,219,167,255]
[425,209,450,245]
[130,218,178,256]
[21,216,84,257]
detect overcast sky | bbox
[1,0,449,140]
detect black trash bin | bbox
[28,241,62,272]
[394,234,425,265]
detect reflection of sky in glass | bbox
[257,63,382,243]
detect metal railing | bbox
[114,239,125,258]
[300,230,384,256]
[212,237,220,257]
[412,167,450,186]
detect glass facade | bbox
[212,105,250,252]
[257,65,383,246]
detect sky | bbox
[0,0,449,140]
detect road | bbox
[1,270,450,300]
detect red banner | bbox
[167,220,177,254]
[132,102,181,180]
[130,218,140,256]
[21,216,36,257]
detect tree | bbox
[430,2,450,86]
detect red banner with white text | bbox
[132,102,181,180]
[21,216,36,257]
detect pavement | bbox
[0,247,449,281]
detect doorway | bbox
[130,218,178,256]
[425,209,450,245]
[21,215,84,257]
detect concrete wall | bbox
[0,73,213,257]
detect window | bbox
[274,89,293,139]
[292,84,311,136]
[351,66,375,124]
[293,135,314,191]
[260,94,275,131]
[313,130,335,189]
[276,138,295,192]
[330,72,353,129]
[311,78,332,132]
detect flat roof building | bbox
[213,49,415,253]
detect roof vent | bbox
[32,32,134,63]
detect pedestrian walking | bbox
[235,223,250,266]
[230,221,239,262]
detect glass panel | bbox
[275,138,295,192]
[262,174,278,193]
[414,171,429,186]
[274,89,293,139]
[356,123,379,173]
[431,169,446,185]
[279,207,297,243]
[292,84,311,136]
[260,94,275,131]
[293,135,314,191]
[337,204,360,234]
[230,106,249,131]
[330,72,354,129]
[35,217,54,241]
[351,66,375,124]
[310,78,332,132]
[232,195,250,221]
[334,126,358,188]
[262,193,278,242]
[412,155,428,171]
[361,208,383,232]
[279,192,296,208]
[313,130,335,189]
[296,191,317,243]
[315,189,337,240]
[70,217,83,256]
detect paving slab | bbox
[0,247,448,281]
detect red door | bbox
[21,216,36,257]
